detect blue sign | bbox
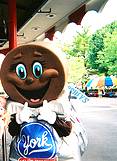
[16,122,57,159]
[68,83,89,103]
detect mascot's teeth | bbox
[30,99,40,102]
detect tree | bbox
[63,21,117,80]
[87,21,117,75]
[67,56,86,83]
[96,30,117,75]
[62,28,90,83]
[63,28,90,67]
[87,30,104,70]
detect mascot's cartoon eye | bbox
[16,64,27,80]
[32,62,42,78]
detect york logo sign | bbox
[17,122,57,159]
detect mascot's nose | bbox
[25,77,34,84]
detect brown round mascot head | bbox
[1,42,67,107]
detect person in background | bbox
[0,53,9,138]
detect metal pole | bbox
[8,0,17,50]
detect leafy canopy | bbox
[64,21,117,77]
[87,21,117,75]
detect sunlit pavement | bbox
[75,97,117,161]
[0,97,117,161]
[71,97,117,109]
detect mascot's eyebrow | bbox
[33,51,46,67]
[33,51,42,57]
[13,53,22,60]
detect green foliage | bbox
[96,30,117,75]
[63,28,90,66]
[72,28,90,58]
[87,21,117,75]
[67,56,86,83]
[87,30,104,69]
[63,21,117,82]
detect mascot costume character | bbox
[1,42,87,161]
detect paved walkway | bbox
[83,97,117,107]
[71,97,117,108]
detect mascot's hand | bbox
[16,102,33,124]
[37,100,56,124]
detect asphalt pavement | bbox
[76,97,117,161]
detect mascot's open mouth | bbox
[16,82,50,103]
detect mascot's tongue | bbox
[30,99,40,103]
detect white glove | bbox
[16,102,33,124]
[37,100,56,124]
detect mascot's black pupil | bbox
[35,68,40,76]
[19,70,25,78]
